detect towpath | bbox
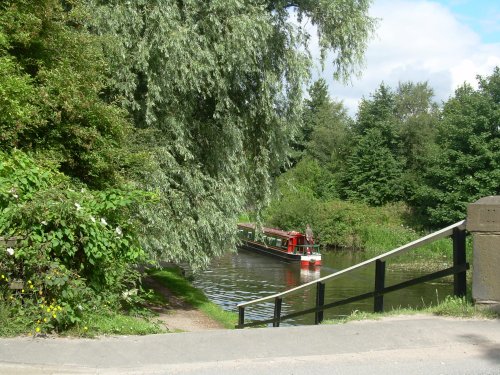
[0,315,499,374]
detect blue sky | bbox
[313,0,500,115]
[434,0,500,43]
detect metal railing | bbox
[236,220,468,328]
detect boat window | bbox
[276,239,281,247]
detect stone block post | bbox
[467,196,500,312]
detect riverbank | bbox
[145,267,238,330]
[0,266,234,338]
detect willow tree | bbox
[87,0,376,269]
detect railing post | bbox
[374,259,386,312]
[273,297,282,327]
[314,282,325,325]
[452,227,467,297]
[237,306,245,328]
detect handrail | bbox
[237,219,466,308]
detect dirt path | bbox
[142,276,224,333]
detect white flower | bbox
[41,221,48,226]
[90,216,96,223]
[100,218,108,226]
[13,194,18,199]
[75,203,81,211]
[115,226,123,236]
[6,248,14,256]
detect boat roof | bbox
[238,223,304,239]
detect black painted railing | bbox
[236,220,468,328]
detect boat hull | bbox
[238,240,321,266]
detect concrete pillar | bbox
[467,196,500,312]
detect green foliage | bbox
[293,79,331,161]
[265,185,414,250]
[0,50,38,145]
[290,0,377,82]
[342,129,405,205]
[0,150,149,333]
[307,100,353,168]
[312,201,414,250]
[412,68,500,226]
[0,0,136,188]
[277,157,339,199]
[300,79,354,173]
[343,82,439,206]
[87,0,375,269]
[265,189,320,234]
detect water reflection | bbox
[299,268,321,283]
[192,248,453,325]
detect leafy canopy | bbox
[88,0,376,269]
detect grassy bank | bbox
[264,199,471,264]
[0,266,236,337]
[322,296,499,325]
[148,267,238,329]
[0,300,163,338]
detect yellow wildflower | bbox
[36,327,41,333]
[53,314,57,319]
[84,326,88,331]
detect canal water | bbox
[191,248,453,326]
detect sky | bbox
[312,0,500,116]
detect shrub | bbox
[0,149,150,333]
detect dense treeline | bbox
[265,68,500,248]
[0,0,151,333]
[0,0,374,334]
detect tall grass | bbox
[322,296,499,325]
[64,311,164,337]
[0,302,32,337]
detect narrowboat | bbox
[237,223,321,267]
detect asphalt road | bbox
[0,315,499,374]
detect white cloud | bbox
[312,0,500,115]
